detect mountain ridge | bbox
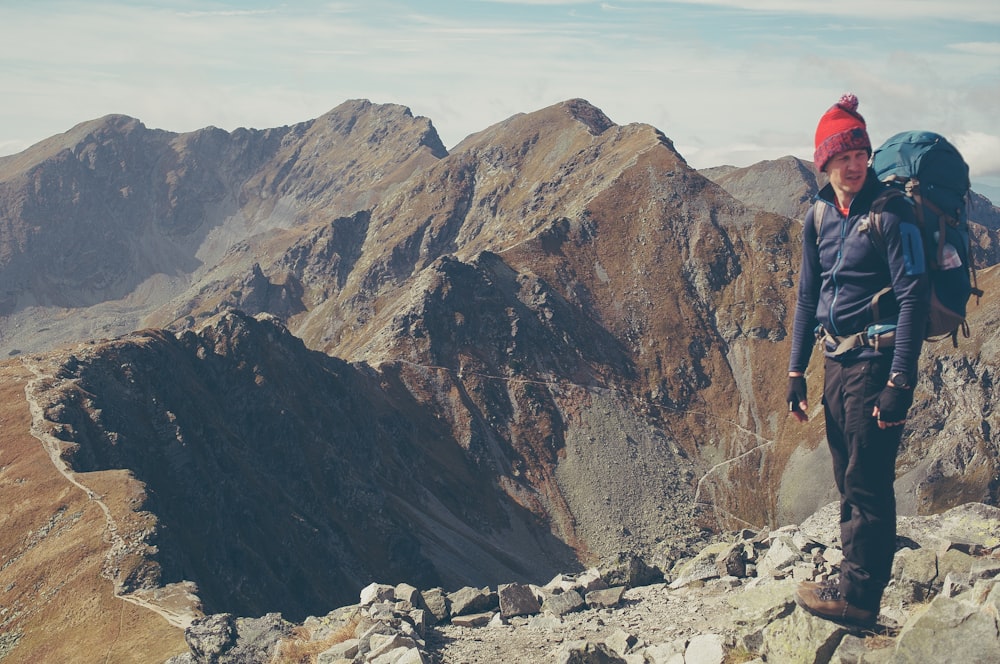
[0,97,997,663]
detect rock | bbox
[451,612,494,628]
[370,646,424,664]
[184,613,236,663]
[889,547,939,604]
[684,633,726,664]
[420,588,450,624]
[361,582,396,606]
[829,633,894,664]
[669,542,730,588]
[368,633,419,660]
[601,553,663,588]
[448,586,497,617]
[543,589,586,617]
[938,549,977,590]
[604,628,637,656]
[318,638,359,663]
[545,573,579,594]
[356,621,399,657]
[760,605,848,664]
[715,543,748,578]
[894,593,1000,663]
[586,585,627,610]
[498,582,541,618]
[638,640,686,664]
[408,609,429,638]
[554,639,627,663]
[395,582,425,609]
[578,568,610,594]
[757,535,802,579]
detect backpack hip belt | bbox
[817,323,896,357]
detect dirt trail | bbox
[20,355,200,631]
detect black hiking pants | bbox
[823,355,904,613]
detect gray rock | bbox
[603,628,637,656]
[184,613,236,663]
[601,553,663,588]
[368,633,418,660]
[889,547,938,603]
[356,621,399,656]
[829,633,894,664]
[938,548,977,591]
[420,588,450,624]
[638,640,685,664]
[395,583,425,608]
[447,586,497,617]
[498,582,541,618]
[361,582,396,606]
[578,567,610,594]
[715,543,748,578]
[317,638,359,663]
[586,585,627,610]
[669,542,729,588]
[407,608,429,638]
[760,606,848,664]
[451,611,494,628]
[543,589,586,617]
[757,535,802,579]
[894,594,1000,663]
[684,633,726,664]
[554,639,627,664]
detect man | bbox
[786,94,930,629]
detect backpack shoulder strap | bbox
[868,186,909,239]
[811,199,829,243]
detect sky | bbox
[2,0,999,195]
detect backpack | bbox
[870,130,983,346]
[813,130,983,350]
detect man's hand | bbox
[787,374,808,423]
[873,384,913,429]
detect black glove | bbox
[787,376,807,413]
[876,384,913,423]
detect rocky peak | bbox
[561,98,616,136]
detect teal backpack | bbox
[869,130,983,346]
[812,130,983,352]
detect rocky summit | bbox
[163,501,1000,663]
[0,98,998,663]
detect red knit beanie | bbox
[813,93,871,172]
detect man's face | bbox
[825,149,869,202]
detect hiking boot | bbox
[794,582,877,629]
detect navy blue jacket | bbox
[788,171,930,379]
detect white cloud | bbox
[952,132,1000,180]
[633,0,1000,23]
[0,0,995,184]
[950,41,1000,56]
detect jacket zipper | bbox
[827,206,848,336]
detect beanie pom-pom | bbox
[838,93,859,112]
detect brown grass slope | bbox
[0,359,187,663]
[0,98,997,662]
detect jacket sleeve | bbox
[879,205,931,380]
[788,205,821,374]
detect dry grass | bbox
[723,645,760,664]
[0,360,188,663]
[271,616,361,664]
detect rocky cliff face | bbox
[0,98,997,663]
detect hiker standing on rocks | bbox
[785,94,930,629]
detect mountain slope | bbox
[0,98,997,662]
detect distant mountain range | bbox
[1,99,997,663]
